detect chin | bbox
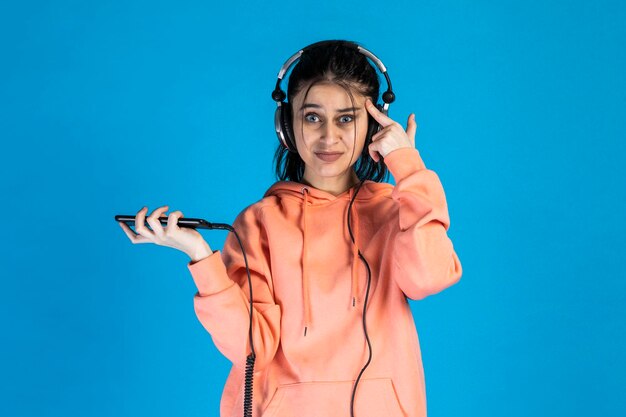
[316,163,348,174]
[312,167,352,181]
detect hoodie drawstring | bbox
[301,187,311,336]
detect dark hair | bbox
[273,40,389,183]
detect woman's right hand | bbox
[118,205,213,262]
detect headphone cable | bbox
[213,176,372,417]
[209,223,256,417]
[346,180,373,417]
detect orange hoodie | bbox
[187,147,463,417]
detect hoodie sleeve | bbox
[186,205,281,370]
[382,146,463,300]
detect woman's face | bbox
[290,81,369,192]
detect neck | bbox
[302,171,360,196]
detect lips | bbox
[314,152,343,162]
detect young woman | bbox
[119,40,463,417]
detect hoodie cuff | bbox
[384,147,427,183]
[187,250,235,296]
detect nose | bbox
[320,121,341,144]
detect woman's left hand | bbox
[364,98,417,162]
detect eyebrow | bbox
[299,103,361,112]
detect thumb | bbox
[406,113,417,146]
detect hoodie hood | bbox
[263,180,390,336]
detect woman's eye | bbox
[339,115,354,123]
[304,113,320,123]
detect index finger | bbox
[365,98,394,128]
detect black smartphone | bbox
[115,215,213,230]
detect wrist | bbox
[188,242,213,263]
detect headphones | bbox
[271,41,396,154]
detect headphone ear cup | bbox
[281,103,298,153]
[280,103,297,152]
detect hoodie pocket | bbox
[262,377,405,417]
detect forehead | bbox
[293,82,366,107]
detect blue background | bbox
[1,0,624,416]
